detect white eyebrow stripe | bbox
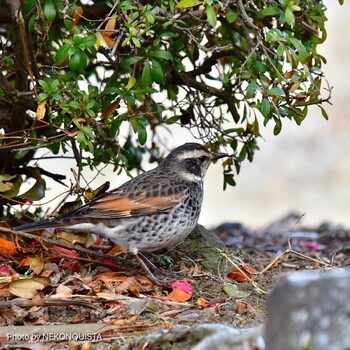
[176,149,211,160]
[179,172,202,182]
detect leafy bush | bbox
[0,0,338,217]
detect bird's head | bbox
[162,143,228,182]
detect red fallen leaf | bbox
[52,246,79,257]
[206,297,227,308]
[0,265,13,276]
[101,258,119,267]
[94,236,104,245]
[59,259,79,271]
[171,280,192,293]
[300,241,321,251]
[227,266,257,282]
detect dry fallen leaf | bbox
[72,6,83,29]
[51,284,73,299]
[197,297,208,306]
[8,278,47,299]
[36,100,47,120]
[0,237,17,256]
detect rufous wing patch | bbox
[90,191,182,217]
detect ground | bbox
[0,214,348,349]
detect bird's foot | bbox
[136,252,188,286]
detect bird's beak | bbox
[212,152,229,160]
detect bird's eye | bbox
[198,156,208,162]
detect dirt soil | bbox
[0,213,349,349]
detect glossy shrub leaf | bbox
[69,51,87,71]
[226,12,238,23]
[273,118,282,135]
[285,7,295,27]
[37,92,48,102]
[137,121,147,145]
[151,50,173,61]
[151,60,165,85]
[177,0,202,8]
[206,5,217,27]
[141,61,152,88]
[43,0,56,22]
[256,7,280,19]
[319,105,329,120]
[288,38,308,62]
[55,44,70,65]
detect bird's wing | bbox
[75,188,186,219]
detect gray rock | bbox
[120,323,264,350]
[266,269,350,350]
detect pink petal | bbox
[171,280,192,293]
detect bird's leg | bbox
[135,253,175,286]
[138,252,189,278]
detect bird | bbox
[14,143,228,284]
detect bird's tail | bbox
[13,218,63,232]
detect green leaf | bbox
[37,92,48,102]
[223,283,250,298]
[145,11,155,24]
[277,44,285,57]
[245,80,260,99]
[56,44,70,65]
[122,56,142,68]
[69,51,87,71]
[151,60,165,85]
[256,7,280,19]
[268,87,285,97]
[38,79,50,92]
[273,118,282,135]
[141,61,152,88]
[137,122,147,145]
[177,0,202,8]
[18,177,46,201]
[43,0,56,22]
[223,174,236,189]
[285,7,295,27]
[69,100,82,109]
[288,37,308,62]
[77,130,86,144]
[319,105,329,120]
[151,50,173,61]
[50,79,59,92]
[131,37,141,48]
[82,35,97,48]
[226,12,238,23]
[206,5,217,27]
[261,98,270,117]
